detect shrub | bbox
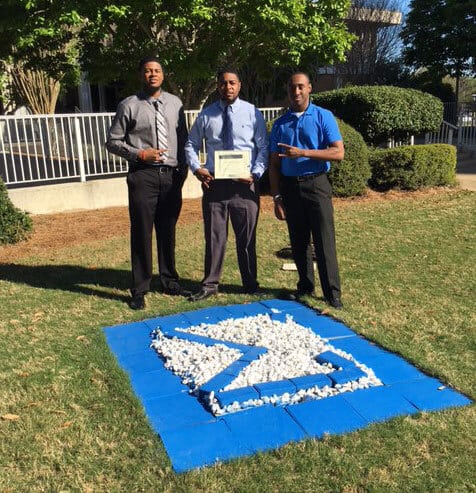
[0,178,33,244]
[369,144,457,191]
[329,119,370,197]
[313,86,443,146]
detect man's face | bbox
[217,72,241,104]
[141,61,164,92]
[288,74,312,111]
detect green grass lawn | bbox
[0,190,474,492]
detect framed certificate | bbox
[214,150,251,179]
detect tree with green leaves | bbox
[401,0,476,104]
[0,1,82,114]
[80,0,355,109]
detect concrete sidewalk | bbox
[456,149,476,191]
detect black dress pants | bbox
[201,179,260,292]
[127,165,183,296]
[281,173,341,300]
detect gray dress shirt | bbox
[106,90,187,169]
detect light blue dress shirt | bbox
[185,98,268,179]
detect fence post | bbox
[73,117,86,182]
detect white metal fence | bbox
[443,102,476,126]
[425,120,476,148]
[425,121,458,145]
[1,107,284,186]
[2,106,474,187]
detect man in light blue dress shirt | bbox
[185,68,268,301]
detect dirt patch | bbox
[0,188,455,262]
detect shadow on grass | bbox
[0,263,288,303]
[0,263,132,302]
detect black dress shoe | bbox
[188,288,217,302]
[243,285,266,295]
[327,297,343,309]
[163,283,192,297]
[129,294,145,310]
[279,290,315,301]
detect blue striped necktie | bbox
[153,100,168,159]
[222,105,234,150]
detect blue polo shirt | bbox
[269,103,342,176]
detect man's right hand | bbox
[194,167,214,188]
[141,148,169,163]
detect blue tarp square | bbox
[224,406,306,453]
[159,419,242,473]
[343,386,419,422]
[103,299,471,473]
[392,378,472,412]
[145,393,216,433]
[286,395,368,437]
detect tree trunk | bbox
[10,66,61,114]
[167,77,217,110]
[455,73,460,107]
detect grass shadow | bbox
[0,263,132,302]
[0,263,288,303]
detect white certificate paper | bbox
[214,150,251,179]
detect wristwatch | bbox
[273,194,282,202]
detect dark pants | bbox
[201,179,259,292]
[127,165,183,296]
[281,173,341,300]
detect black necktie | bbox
[222,105,233,150]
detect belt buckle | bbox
[158,166,168,173]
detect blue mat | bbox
[103,300,471,473]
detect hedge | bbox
[369,144,457,191]
[0,178,33,244]
[329,118,370,197]
[313,86,443,146]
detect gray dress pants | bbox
[201,179,260,292]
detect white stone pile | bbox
[151,313,382,415]
[150,332,241,389]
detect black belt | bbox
[282,171,326,182]
[155,165,175,173]
[131,163,176,173]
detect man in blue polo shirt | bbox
[269,72,344,309]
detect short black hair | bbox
[138,56,162,72]
[216,67,241,82]
[288,71,311,84]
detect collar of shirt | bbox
[136,90,165,106]
[149,96,164,107]
[285,102,314,120]
[219,98,241,113]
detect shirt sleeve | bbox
[269,119,280,154]
[105,101,140,162]
[322,111,342,144]
[251,108,269,179]
[176,104,188,170]
[184,115,204,174]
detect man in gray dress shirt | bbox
[185,68,268,301]
[106,56,189,310]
